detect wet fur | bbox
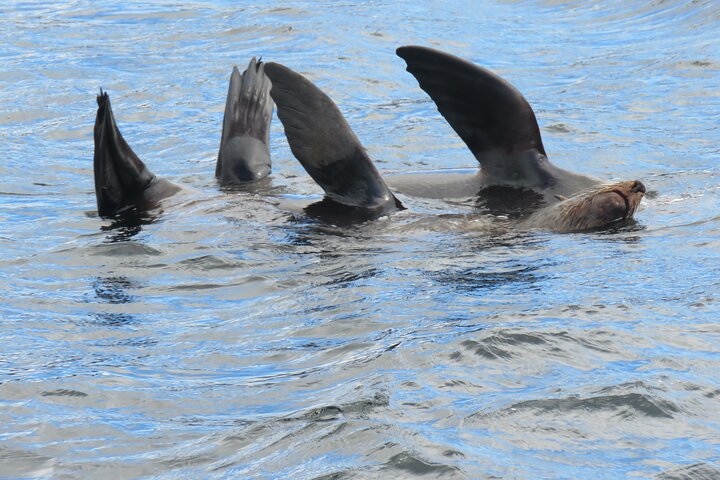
[521,181,645,232]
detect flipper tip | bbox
[96,89,109,106]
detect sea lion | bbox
[216,57,274,184]
[391,45,646,230]
[263,62,402,217]
[93,91,181,217]
[94,58,273,217]
[263,55,644,232]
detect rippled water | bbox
[2,1,720,478]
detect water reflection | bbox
[435,265,543,296]
[92,276,136,304]
[100,209,159,242]
[281,218,386,290]
[658,463,720,480]
[322,266,381,289]
[88,276,139,326]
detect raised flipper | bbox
[397,46,602,195]
[397,46,595,192]
[93,92,179,217]
[263,62,401,213]
[216,58,273,184]
[396,45,544,158]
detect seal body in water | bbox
[264,49,645,232]
[93,58,273,217]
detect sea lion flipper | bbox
[94,92,158,217]
[216,57,273,183]
[264,62,399,211]
[396,45,547,176]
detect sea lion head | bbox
[522,180,646,232]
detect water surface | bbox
[1,1,720,478]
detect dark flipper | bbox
[263,62,401,212]
[216,57,273,184]
[396,46,552,183]
[396,46,601,195]
[93,92,179,217]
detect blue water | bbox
[1,1,720,478]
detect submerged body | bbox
[385,166,600,205]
